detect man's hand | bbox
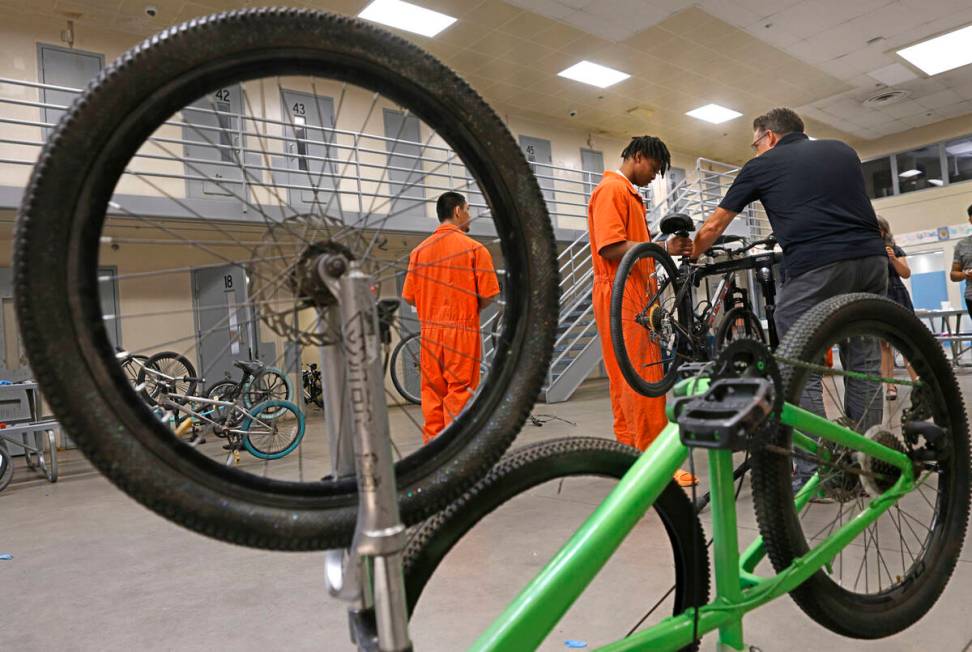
[965,269,972,280]
[885,246,896,259]
[667,236,693,257]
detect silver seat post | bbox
[320,255,412,652]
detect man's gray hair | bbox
[753,108,805,136]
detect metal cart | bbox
[0,381,59,491]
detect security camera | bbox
[568,109,578,118]
[145,4,158,17]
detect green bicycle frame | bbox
[469,378,917,652]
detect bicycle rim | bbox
[611,243,686,397]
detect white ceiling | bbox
[707,0,972,139]
[6,0,972,160]
[508,0,972,140]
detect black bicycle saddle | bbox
[234,360,263,375]
[659,213,695,236]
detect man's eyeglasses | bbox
[751,131,770,152]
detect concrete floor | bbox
[2,378,972,651]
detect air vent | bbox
[862,89,911,107]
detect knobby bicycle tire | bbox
[390,333,422,405]
[750,294,970,637]
[610,243,685,397]
[714,306,765,353]
[404,437,710,651]
[13,8,558,550]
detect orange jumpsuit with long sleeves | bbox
[402,223,500,443]
[588,171,667,451]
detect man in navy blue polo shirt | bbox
[669,107,887,490]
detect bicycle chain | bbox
[685,341,934,484]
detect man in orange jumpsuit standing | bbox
[402,191,500,443]
[588,136,696,486]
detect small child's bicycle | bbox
[155,383,305,465]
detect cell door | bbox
[38,44,103,136]
[192,265,252,385]
[518,136,555,208]
[182,85,245,199]
[383,109,426,219]
[580,148,604,201]
[281,89,340,214]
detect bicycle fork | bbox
[320,256,412,652]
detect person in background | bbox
[587,135,697,487]
[948,204,972,319]
[876,216,917,400]
[402,191,500,444]
[668,107,887,492]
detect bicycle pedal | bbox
[676,378,775,451]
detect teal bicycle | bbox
[12,8,967,651]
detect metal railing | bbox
[648,157,771,240]
[0,76,635,237]
[4,77,771,402]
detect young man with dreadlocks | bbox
[587,135,697,486]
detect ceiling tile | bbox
[901,113,942,129]
[730,0,803,19]
[461,0,525,28]
[561,9,635,42]
[494,10,555,40]
[867,63,919,86]
[466,30,534,58]
[528,21,589,50]
[699,0,762,26]
[840,0,919,44]
[620,26,682,55]
[936,100,972,119]
[434,20,486,48]
[880,99,930,119]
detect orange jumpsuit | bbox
[588,171,667,451]
[402,223,500,443]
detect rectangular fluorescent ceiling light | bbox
[897,24,972,76]
[898,168,922,178]
[928,179,944,186]
[358,0,457,38]
[946,141,972,156]
[558,61,630,89]
[686,103,742,124]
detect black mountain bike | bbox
[302,363,323,409]
[610,212,781,398]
